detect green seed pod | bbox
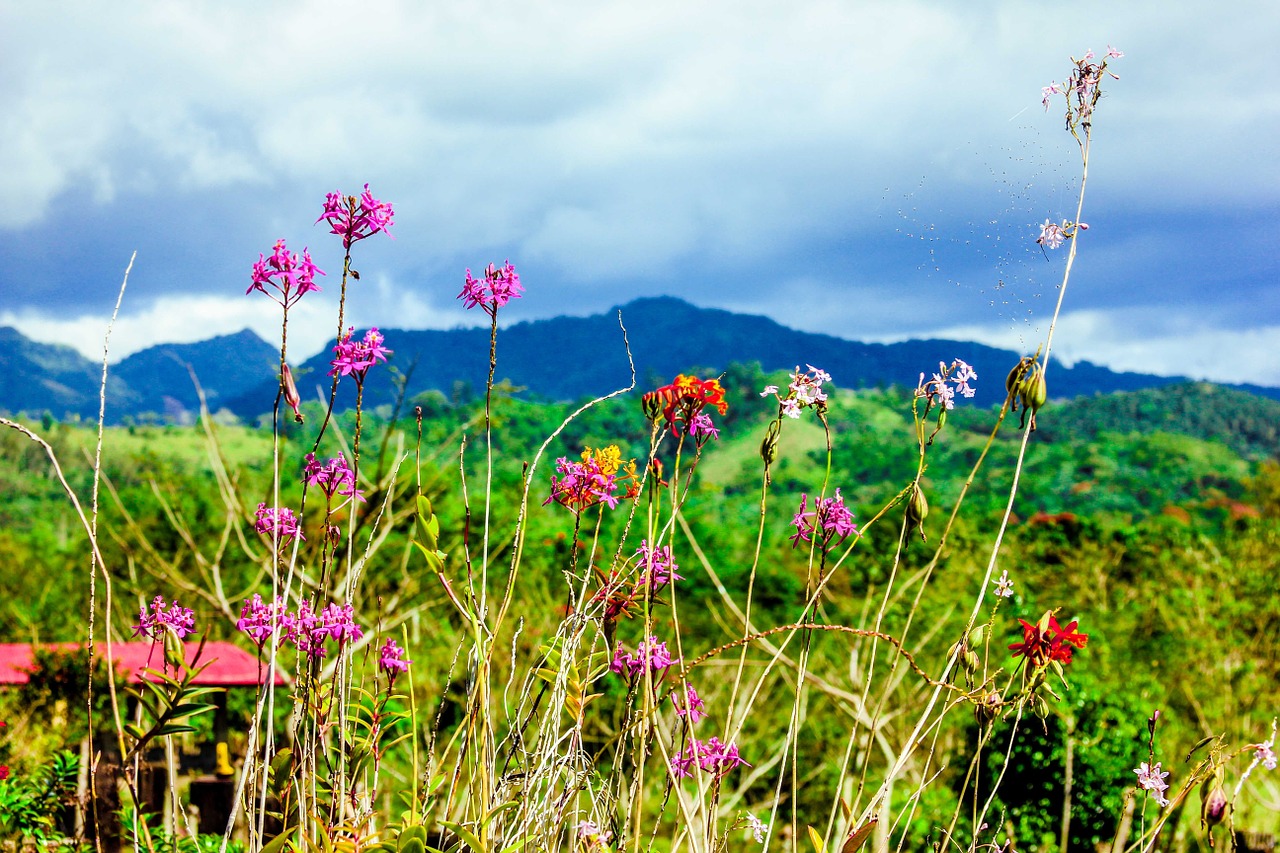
[906,483,929,541]
[974,690,1002,725]
[1006,356,1034,401]
[1020,363,1047,414]
[760,420,781,466]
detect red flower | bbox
[1009,612,1089,667]
[642,374,729,435]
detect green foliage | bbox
[0,749,79,843]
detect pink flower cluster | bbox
[915,358,977,411]
[610,635,679,679]
[247,239,325,308]
[236,594,364,659]
[458,261,523,312]
[1037,218,1088,250]
[761,365,832,418]
[670,735,749,779]
[379,638,412,680]
[329,327,391,379]
[544,456,624,515]
[1041,46,1123,124]
[1134,761,1170,807]
[132,595,196,640]
[254,503,305,545]
[637,540,682,590]
[673,683,707,723]
[689,411,720,441]
[303,452,365,504]
[317,184,395,249]
[789,489,857,549]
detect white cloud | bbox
[899,308,1280,387]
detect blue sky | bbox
[2,1,1277,385]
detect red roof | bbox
[0,641,286,687]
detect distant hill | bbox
[3,299,1279,424]
[230,296,1280,417]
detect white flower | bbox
[993,571,1014,598]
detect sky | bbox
[2,1,1278,386]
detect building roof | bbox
[0,641,286,687]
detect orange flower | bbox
[642,374,729,435]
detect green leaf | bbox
[808,825,826,853]
[441,821,486,853]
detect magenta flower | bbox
[689,411,720,441]
[133,595,196,640]
[329,327,391,379]
[379,638,412,680]
[254,503,305,545]
[236,594,287,647]
[636,540,682,590]
[611,636,679,679]
[317,183,395,249]
[458,261,523,312]
[303,452,365,504]
[247,239,325,308]
[671,735,749,779]
[789,489,857,550]
[544,456,621,515]
[673,683,708,723]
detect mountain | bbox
[0,326,140,420]
[229,297,1280,418]
[0,326,275,423]
[113,330,279,422]
[4,300,1279,424]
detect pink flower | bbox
[379,638,412,680]
[133,595,196,640]
[303,452,365,504]
[689,411,720,441]
[317,183,395,249]
[247,239,325,307]
[544,456,621,515]
[1105,45,1124,59]
[236,594,288,646]
[636,540,682,590]
[673,683,708,723]
[762,365,832,419]
[1037,219,1066,249]
[671,735,749,779]
[1042,82,1062,110]
[993,571,1014,598]
[1135,761,1170,807]
[915,359,976,411]
[790,489,858,549]
[458,261,523,312]
[329,327,391,379]
[611,636,679,679]
[254,503,304,545]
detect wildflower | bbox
[247,239,325,307]
[993,571,1014,598]
[761,365,831,419]
[317,602,363,644]
[545,447,638,515]
[458,261,523,311]
[789,489,858,550]
[329,327,391,379]
[1009,612,1088,667]
[674,683,708,723]
[303,452,365,504]
[379,638,412,680]
[236,594,287,646]
[1106,45,1125,59]
[1041,82,1062,110]
[672,736,749,779]
[132,595,196,640]
[254,503,305,545]
[642,374,729,436]
[611,636,679,679]
[576,820,613,848]
[317,183,395,249]
[1135,761,1170,807]
[689,411,720,440]
[1254,743,1277,771]
[745,814,769,843]
[915,359,977,411]
[1037,219,1066,250]
[636,540,682,590]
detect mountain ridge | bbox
[2,298,1278,424]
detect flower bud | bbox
[282,363,304,423]
[1019,363,1047,415]
[1006,356,1034,401]
[641,391,662,423]
[760,420,781,466]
